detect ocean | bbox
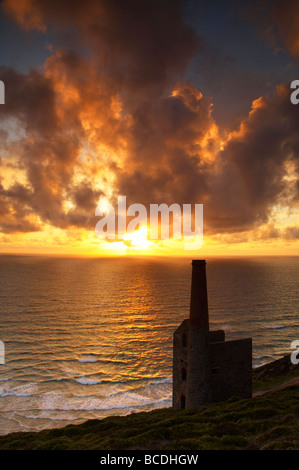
[0,255,298,435]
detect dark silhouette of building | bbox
[173,260,252,409]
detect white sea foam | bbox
[0,388,34,397]
[98,397,172,411]
[265,325,286,329]
[75,377,102,385]
[39,395,171,412]
[19,413,80,422]
[150,377,172,385]
[78,356,98,363]
[0,383,38,397]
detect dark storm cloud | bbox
[283,225,299,240]
[206,85,299,232]
[246,0,299,62]
[0,66,57,132]
[0,65,84,231]
[3,0,199,93]
[0,177,40,233]
[0,64,91,231]
[115,83,214,208]
[70,180,104,211]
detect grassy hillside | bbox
[0,355,298,450]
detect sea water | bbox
[0,255,298,435]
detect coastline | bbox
[0,354,298,450]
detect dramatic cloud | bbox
[206,85,299,232]
[0,0,298,249]
[0,0,204,234]
[0,64,84,232]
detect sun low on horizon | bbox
[0,0,299,258]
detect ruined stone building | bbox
[173,260,252,409]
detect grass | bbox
[252,368,299,393]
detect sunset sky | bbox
[0,0,299,257]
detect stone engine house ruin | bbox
[173,260,252,409]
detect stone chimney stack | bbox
[189,260,209,328]
[186,260,211,407]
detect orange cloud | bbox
[0,0,298,257]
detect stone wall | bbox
[173,319,252,408]
[210,337,252,402]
